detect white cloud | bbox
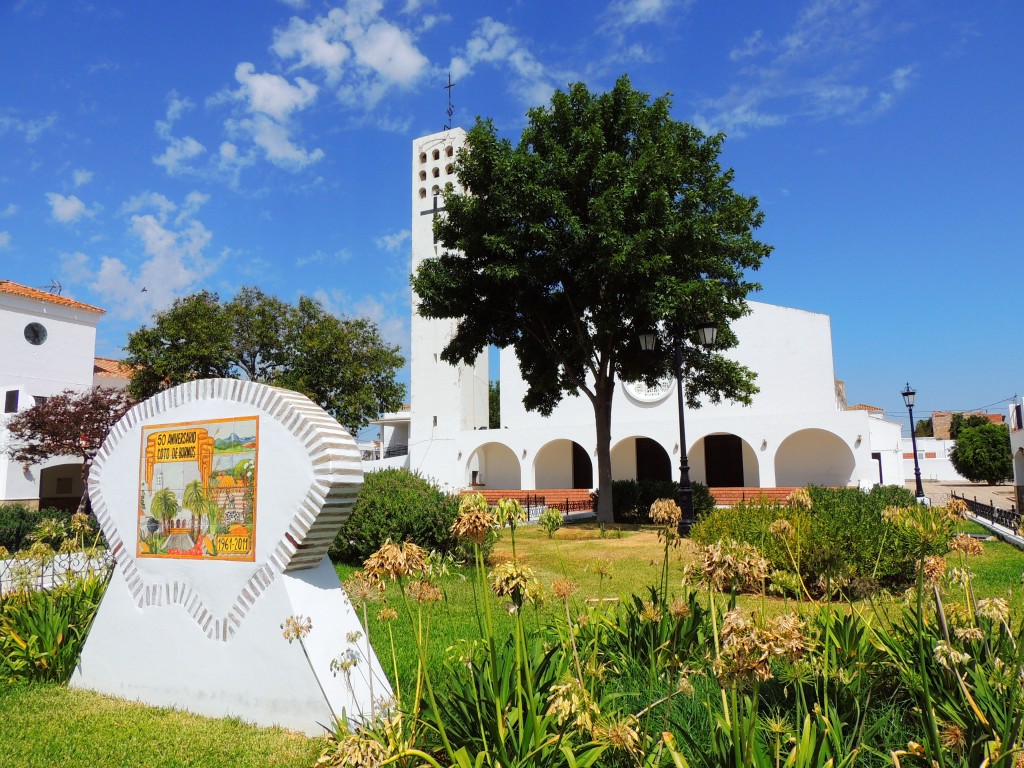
[225,114,324,170]
[271,3,428,110]
[730,30,770,61]
[451,18,556,106]
[73,169,94,187]
[277,0,306,7]
[0,231,10,249]
[62,193,220,321]
[46,192,96,224]
[696,0,918,135]
[606,0,683,26]
[154,135,206,175]
[272,14,351,82]
[154,91,206,175]
[232,62,319,120]
[0,203,17,218]
[296,247,352,267]
[0,112,57,143]
[376,229,409,252]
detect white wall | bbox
[899,437,969,482]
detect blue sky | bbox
[1,0,1021,427]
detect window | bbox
[431,149,440,160]
[34,396,47,407]
[419,188,427,198]
[432,167,440,178]
[4,390,18,413]
[418,152,427,164]
[445,146,453,157]
[445,164,454,175]
[418,170,426,181]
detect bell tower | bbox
[409,128,489,480]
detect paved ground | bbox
[909,479,1018,509]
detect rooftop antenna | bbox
[38,279,62,295]
[443,72,455,130]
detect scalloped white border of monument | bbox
[70,379,391,734]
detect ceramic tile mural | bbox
[137,416,259,561]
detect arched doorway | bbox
[689,434,760,487]
[610,436,671,482]
[775,429,855,487]
[466,442,521,489]
[534,440,593,489]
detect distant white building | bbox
[0,281,128,512]
[367,129,907,496]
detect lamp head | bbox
[901,383,916,408]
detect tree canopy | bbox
[412,75,771,521]
[949,412,991,440]
[4,387,133,515]
[949,422,1012,485]
[125,287,405,433]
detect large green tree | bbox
[125,288,405,433]
[412,76,771,522]
[949,423,1012,485]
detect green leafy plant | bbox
[537,507,562,538]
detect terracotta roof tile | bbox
[847,403,883,412]
[93,357,134,378]
[0,280,104,313]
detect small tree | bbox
[949,412,989,440]
[949,423,1012,485]
[914,417,933,437]
[4,388,133,516]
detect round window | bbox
[24,322,48,345]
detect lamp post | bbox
[902,383,926,502]
[639,323,718,536]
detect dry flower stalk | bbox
[364,540,428,580]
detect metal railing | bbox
[503,494,595,520]
[951,491,1020,533]
[0,550,114,598]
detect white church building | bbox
[0,281,129,512]
[367,128,907,498]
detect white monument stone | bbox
[71,379,391,734]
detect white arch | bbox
[775,428,855,487]
[534,439,575,488]
[466,442,521,490]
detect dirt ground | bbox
[908,478,1018,510]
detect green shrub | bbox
[692,485,944,596]
[607,479,714,523]
[329,469,461,565]
[0,505,76,553]
[537,507,563,538]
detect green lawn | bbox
[2,519,1020,768]
[0,683,324,768]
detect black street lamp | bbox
[902,383,926,501]
[640,323,718,536]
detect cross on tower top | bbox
[443,73,455,130]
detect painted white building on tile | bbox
[367,128,908,496]
[0,281,125,511]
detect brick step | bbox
[461,488,594,510]
[709,487,802,506]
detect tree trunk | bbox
[76,457,92,518]
[593,377,615,523]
